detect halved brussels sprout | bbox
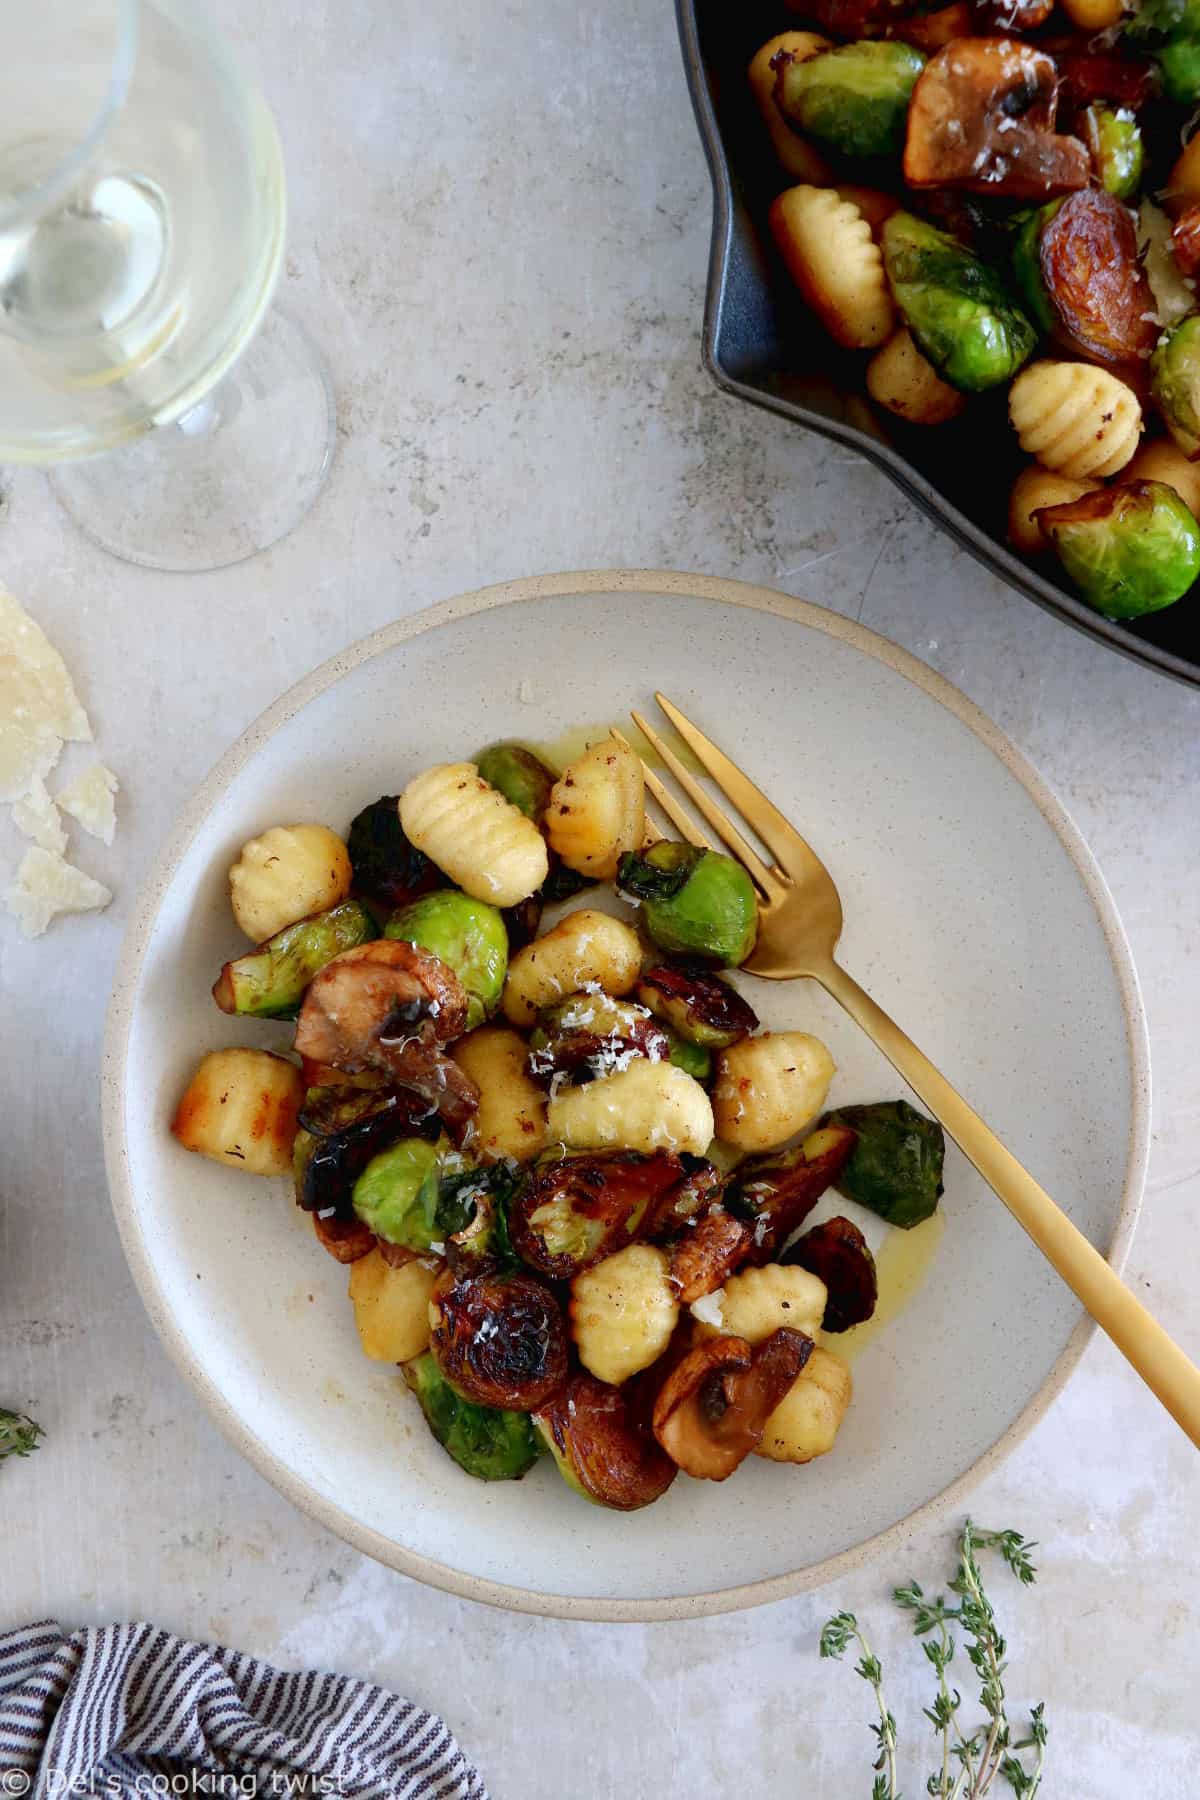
[429,1266,568,1410]
[534,1369,677,1510]
[1010,202,1062,337]
[636,964,759,1049]
[1034,189,1156,366]
[1036,481,1200,620]
[663,1030,712,1082]
[825,1099,946,1227]
[1152,312,1200,456]
[774,41,925,159]
[294,1085,440,1215]
[1080,105,1145,199]
[529,991,669,1086]
[509,1149,694,1278]
[1157,37,1200,101]
[881,211,1037,393]
[474,742,556,821]
[784,1216,878,1331]
[346,796,439,912]
[617,843,758,967]
[384,889,507,1029]
[351,1136,452,1249]
[403,1352,539,1482]
[212,900,375,1018]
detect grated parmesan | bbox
[690,1288,725,1328]
[4,846,112,938]
[57,761,119,846]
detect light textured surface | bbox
[0,0,1196,1791]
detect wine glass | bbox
[0,0,335,571]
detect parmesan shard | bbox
[0,587,92,803]
[4,846,112,939]
[11,775,67,856]
[57,761,119,846]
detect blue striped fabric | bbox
[0,1622,489,1800]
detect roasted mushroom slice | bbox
[1052,46,1157,117]
[636,964,759,1050]
[668,1209,756,1305]
[652,1329,814,1480]
[429,1267,568,1411]
[1038,190,1157,367]
[1172,203,1200,278]
[783,1216,879,1332]
[312,1209,377,1264]
[969,0,1052,30]
[904,40,1090,199]
[534,1369,678,1510]
[509,1150,691,1279]
[726,1124,857,1264]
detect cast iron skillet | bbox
[676,0,1200,688]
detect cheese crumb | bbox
[0,587,92,803]
[57,761,119,846]
[11,775,67,856]
[4,846,112,938]
[690,1287,725,1328]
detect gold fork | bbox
[618,694,1200,1449]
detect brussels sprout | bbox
[1124,0,1200,43]
[1036,481,1200,619]
[664,1031,712,1081]
[351,1137,463,1249]
[881,211,1037,393]
[439,1160,521,1267]
[636,963,759,1049]
[1152,315,1200,455]
[617,843,759,967]
[1079,106,1145,200]
[509,1149,695,1278]
[474,742,556,821]
[346,795,439,912]
[1157,37,1200,100]
[534,1370,677,1510]
[212,900,375,1019]
[824,1099,945,1228]
[294,1085,440,1214]
[402,1352,539,1482]
[384,889,507,1029]
[1009,202,1062,337]
[429,1265,568,1409]
[529,992,669,1084]
[774,41,925,158]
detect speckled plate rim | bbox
[102,568,1151,1623]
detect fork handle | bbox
[821,959,1200,1449]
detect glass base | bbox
[48,308,335,572]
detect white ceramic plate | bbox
[103,571,1149,1621]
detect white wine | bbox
[0,0,285,461]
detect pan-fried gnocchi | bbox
[867,329,965,426]
[171,1048,303,1176]
[229,824,352,943]
[1007,465,1102,555]
[178,736,951,1508]
[1008,362,1142,479]
[544,736,644,880]
[400,762,548,907]
[769,186,894,350]
[547,1060,714,1156]
[502,908,643,1026]
[713,1031,836,1151]
[570,1244,679,1385]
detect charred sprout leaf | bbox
[351,1137,450,1249]
[474,742,556,821]
[825,1100,945,1228]
[213,900,375,1019]
[1080,105,1145,199]
[882,212,1037,393]
[1151,313,1200,454]
[346,795,440,912]
[0,1409,43,1461]
[784,1216,879,1331]
[636,963,759,1049]
[1036,481,1200,620]
[384,889,508,1029]
[534,1369,677,1510]
[774,41,925,159]
[440,1160,521,1268]
[403,1352,539,1482]
[726,1125,857,1258]
[509,1149,693,1278]
[617,843,758,967]
[429,1266,568,1410]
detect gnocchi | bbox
[544,735,645,880]
[1008,362,1142,480]
[748,32,833,184]
[171,1047,302,1177]
[768,186,894,351]
[754,1347,853,1464]
[399,762,548,907]
[692,1262,827,1345]
[547,1059,715,1156]
[348,1249,439,1362]
[1007,465,1103,556]
[570,1243,679,1386]
[502,908,643,1027]
[229,824,352,943]
[712,1031,836,1152]
[450,1025,548,1162]
[1124,439,1200,519]
[867,329,965,427]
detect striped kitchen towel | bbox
[0,1622,489,1799]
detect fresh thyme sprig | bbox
[0,1408,44,1461]
[822,1521,1046,1800]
